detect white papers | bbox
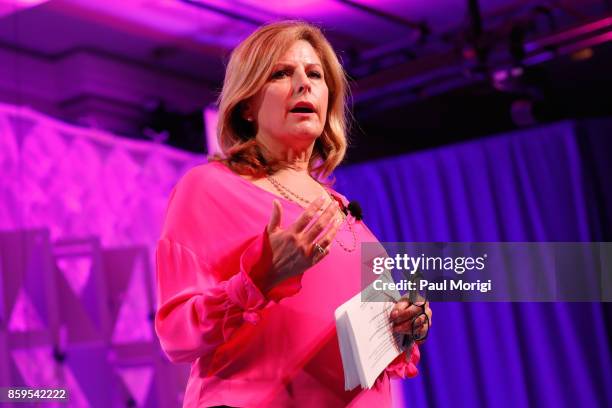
[335,287,405,390]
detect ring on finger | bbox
[313,243,327,255]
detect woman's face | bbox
[247,40,329,151]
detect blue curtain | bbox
[334,120,612,407]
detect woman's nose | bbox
[293,70,311,95]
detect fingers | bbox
[391,298,409,317]
[390,302,423,324]
[303,199,340,243]
[412,314,428,328]
[267,199,283,234]
[292,195,327,232]
[414,315,429,339]
[311,243,328,264]
[391,301,432,340]
[393,321,412,333]
[310,217,342,264]
[392,313,427,334]
[316,217,342,250]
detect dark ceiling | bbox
[0,0,610,161]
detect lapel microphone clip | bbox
[342,200,363,221]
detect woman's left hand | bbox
[390,299,432,344]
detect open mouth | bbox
[290,107,315,113]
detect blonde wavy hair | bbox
[213,20,350,179]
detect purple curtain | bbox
[334,120,612,407]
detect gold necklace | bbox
[266,175,357,252]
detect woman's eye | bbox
[271,70,288,79]
[309,71,322,79]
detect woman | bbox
[155,20,432,407]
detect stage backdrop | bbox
[0,102,202,407]
[334,119,612,408]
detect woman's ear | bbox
[242,101,254,122]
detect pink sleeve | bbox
[374,342,420,388]
[154,228,301,364]
[384,343,420,379]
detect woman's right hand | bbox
[260,196,343,292]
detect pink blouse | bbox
[155,161,420,407]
